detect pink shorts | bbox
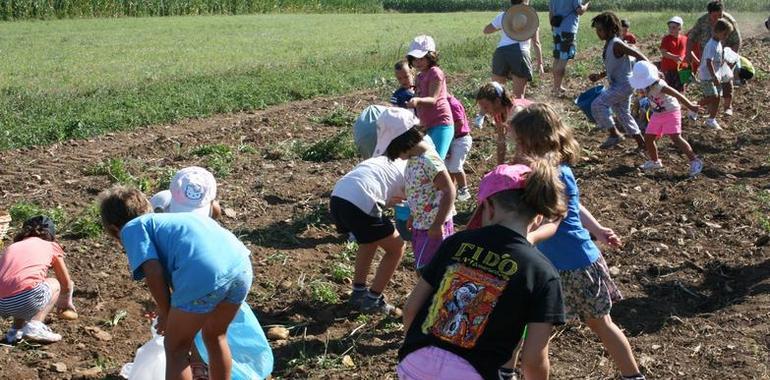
[645,109,682,137]
[397,346,483,380]
[412,219,454,269]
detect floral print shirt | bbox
[406,148,452,230]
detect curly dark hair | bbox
[591,12,622,38]
[707,1,723,13]
[14,216,55,242]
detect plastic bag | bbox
[120,320,165,379]
[194,302,274,380]
[353,105,387,159]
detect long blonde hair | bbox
[509,103,580,165]
[490,158,567,221]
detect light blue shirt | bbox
[120,213,251,307]
[537,165,601,271]
[550,0,582,34]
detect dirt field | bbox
[1,36,769,379]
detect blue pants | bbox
[425,124,453,160]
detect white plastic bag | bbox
[120,320,166,379]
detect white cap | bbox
[169,166,217,216]
[668,16,683,26]
[407,35,436,59]
[629,61,660,90]
[150,190,172,213]
[373,108,420,157]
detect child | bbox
[446,95,473,202]
[475,82,532,164]
[589,12,648,150]
[398,161,566,380]
[659,16,688,92]
[697,18,734,130]
[375,108,455,270]
[392,60,415,109]
[630,61,703,176]
[621,19,637,44]
[331,122,408,314]
[405,35,454,160]
[99,186,253,380]
[513,104,647,380]
[0,216,75,344]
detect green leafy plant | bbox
[295,130,357,162]
[8,202,67,227]
[191,144,235,177]
[309,281,340,304]
[329,262,353,283]
[68,204,103,239]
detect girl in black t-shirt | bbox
[398,159,567,380]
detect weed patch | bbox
[295,130,357,162]
[9,202,67,227]
[309,281,340,304]
[85,158,153,192]
[191,144,235,177]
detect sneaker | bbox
[687,111,698,121]
[640,160,663,171]
[457,187,471,202]
[705,118,722,130]
[4,328,22,344]
[689,158,704,177]
[600,135,625,149]
[724,108,733,116]
[359,294,400,317]
[21,321,61,343]
[191,362,209,380]
[348,288,367,308]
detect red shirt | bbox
[660,34,688,72]
[622,32,637,44]
[0,237,63,298]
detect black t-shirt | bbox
[398,225,565,380]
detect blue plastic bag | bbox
[194,303,273,380]
[575,85,606,123]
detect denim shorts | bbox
[176,264,253,314]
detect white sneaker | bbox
[724,108,733,116]
[705,118,722,130]
[457,187,471,202]
[21,321,61,343]
[640,160,663,171]
[4,328,22,344]
[689,158,704,177]
[687,111,698,121]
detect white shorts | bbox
[445,134,472,173]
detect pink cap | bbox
[169,166,217,216]
[466,164,532,230]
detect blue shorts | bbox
[425,124,453,160]
[176,264,253,314]
[553,31,577,61]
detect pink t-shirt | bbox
[416,66,453,129]
[0,237,63,298]
[447,95,470,137]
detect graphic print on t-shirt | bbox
[421,264,507,348]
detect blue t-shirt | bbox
[537,165,600,270]
[391,87,415,109]
[120,213,251,307]
[550,0,582,34]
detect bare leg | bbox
[552,59,568,93]
[585,315,641,377]
[491,74,508,86]
[631,134,646,150]
[352,242,378,288]
[164,308,209,380]
[368,232,404,294]
[705,96,719,119]
[32,278,61,323]
[453,171,468,189]
[200,303,240,380]
[645,134,659,161]
[510,75,528,99]
[670,134,697,161]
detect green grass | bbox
[0,12,765,150]
[383,0,769,12]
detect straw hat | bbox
[502,4,539,41]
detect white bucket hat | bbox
[169,166,217,216]
[373,108,420,157]
[668,16,684,26]
[629,61,660,90]
[407,35,436,59]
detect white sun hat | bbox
[406,35,436,58]
[668,16,684,26]
[169,166,217,216]
[629,61,660,90]
[373,107,421,157]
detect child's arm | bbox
[496,120,507,164]
[579,204,622,247]
[659,48,683,63]
[142,260,172,334]
[613,40,649,62]
[661,84,700,113]
[51,256,75,311]
[403,278,433,331]
[706,57,719,86]
[429,171,456,239]
[519,323,554,380]
[483,23,498,34]
[533,28,545,74]
[407,77,442,107]
[527,219,562,244]
[575,1,589,15]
